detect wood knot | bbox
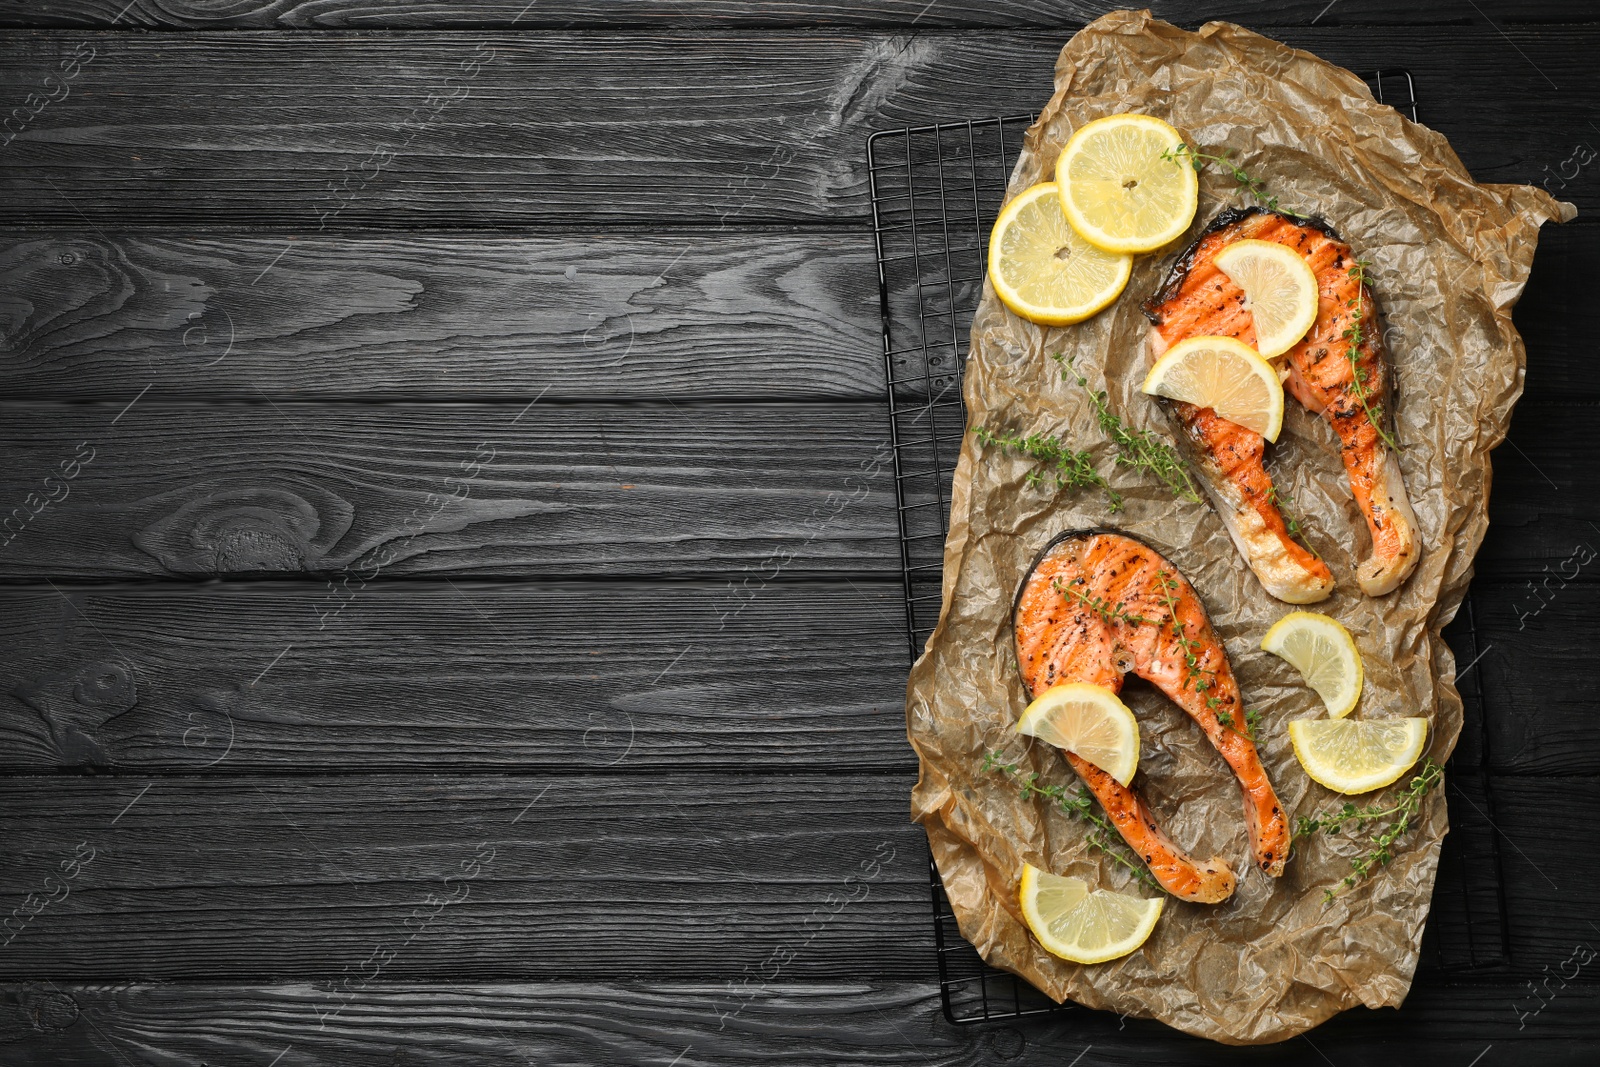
[208,509,310,571]
[13,660,138,768]
[73,662,134,708]
[0,983,81,1036]
[134,482,352,575]
[25,989,79,1033]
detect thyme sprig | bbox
[1294,757,1444,905]
[1267,485,1322,561]
[1050,575,1263,736]
[981,751,1160,890]
[1342,259,1401,453]
[1057,570,1260,740]
[972,426,1123,512]
[1052,576,1149,628]
[1055,354,1202,505]
[1160,142,1308,219]
[1155,570,1242,734]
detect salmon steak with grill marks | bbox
[1144,207,1421,600]
[1014,529,1290,903]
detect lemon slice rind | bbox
[1288,717,1428,795]
[1019,863,1164,965]
[1261,611,1364,719]
[1055,114,1199,254]
[1141,334,1286,442]
[1214,239,1321,358]
[987,183,1134,326]
[1016,682,1140,786]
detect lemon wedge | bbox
[1141,335,1286,441]
[1019,864,1164,964]
[1288,717,1428,794]
[1261,611,1364,719]
[1016,682,1140,786]
[986,182,1134,326]
[1055,114,1198,254]
[1213,240,1321,358]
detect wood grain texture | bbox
[1515,220,1596,406]
[1475,400,1600,581]
[0,977,1596,1067]
[0,402,897,579]
[1474,582,1600,776]
[0,772,924,978]
[0,580,912,771]
[0,395,1586,580]
[1,221,1586,405]
[1490,777,1600,967]
[0,579,1523,774]
[0,232,882,400]
[0,5,1585,1060]
[6,0,1597,29]
[0,771,1570,978]
[0,28,1594,228]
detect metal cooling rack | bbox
[868,73,1508,1028]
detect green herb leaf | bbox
[1055,354,1202,505]
[1294,758,1443,905]
[972,426,1124,512]
[1266,484,1322,561]
[1053,576,1149,628]
[983,752,1160,890]
[1160,143,1309,220]
[1156,571,1233,719]
[1340,258,1402,453]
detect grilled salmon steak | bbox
[1144,207,1421,599]
[1014,529,1290,902]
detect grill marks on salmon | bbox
[1013,530,1291,903]
[1144,207,1421,599]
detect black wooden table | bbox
[0,3,1593,1064]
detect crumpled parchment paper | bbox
[905,9,1574,1045]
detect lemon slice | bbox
[1055,114,1198,254]
[1261,611,1364,718]
[1288,717,1428,794]
[1019,863,1164,964]
[987,182,1134,326]
[1016,682,1140,786]
[1213,240,1321,358]
[1141,335,1286,441]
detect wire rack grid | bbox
[866,72,1508,1027]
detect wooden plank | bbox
[1425,768,1508,971]
[0,772,925,978]
[0,580,1518,779]
[0,401,897,578]
[0,977,1595,1067]
[2,221,1584,404]
[0,773,1572,978]
[1475,399,1600,581]
[0,28,1596,228]
[0,580,912,771]
[0,232,883,401]
[0,579,1511,777]
[1517,219,1596,406]
[1472,581,1600,776]
[5,0,1595,29]
[0,395,1584,580]
[1493,777,1600,968]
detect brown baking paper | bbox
[905,10,1574,1045]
